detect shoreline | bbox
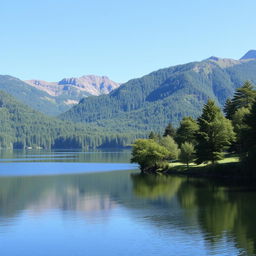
[142,161,256,181]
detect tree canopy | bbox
[195,100,235,164]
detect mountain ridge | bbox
[240,50,256,60]
[0,74,120,116]
[25,75,120,97]
[60,52,256,133]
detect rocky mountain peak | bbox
[25,75,120,97]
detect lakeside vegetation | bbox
[131,81,256,177]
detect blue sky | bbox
[0,0,255,83]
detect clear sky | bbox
[1,0,255,83]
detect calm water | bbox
[0,150,255,256]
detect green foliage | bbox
[196,100,235,164]
[232,107,250,133]
[224,81,256,119]
[159,135,180,160]
[148,131,161,141]
[223,98,233,119]
[163,123,176,137]
[175,117,199,146]
[0,90,141,149]
[242,101,256,167]
[179,142,195,168]
[231,107,250,153]
[131,139,170,172]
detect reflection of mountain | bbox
[27,192,116,219]
[0,171,133,221]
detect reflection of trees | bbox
[177,179,256,255]
[131,174,182,200]
[131,174,256,255]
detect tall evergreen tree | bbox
[223,98,233,119]
[196,100,235,164]
[231,107,250,153]
[243,101,256,157]
[224,81,256,119]
[163,123,176,137]
[149,131,158,140]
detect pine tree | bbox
[196,100,235,164]
[163,123,176,137]
[243,101,256,156]
[231,107,250,153]
[224,81,256,119]
[223,98,233,119]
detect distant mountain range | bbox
[0,75,120,116]
[0,50,256,138]
[25,75,120,98]
[60,50,256,133]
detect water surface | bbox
[0,150,255,256]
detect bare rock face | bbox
[58,75,120,96]
[25,75,120,97]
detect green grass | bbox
[169,156,239,168]
[167,156,240,174]
[217,156,239,164]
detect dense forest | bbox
[131,81,256,175]
[60,57,256,132]
[0,90,143,149]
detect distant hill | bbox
[60,52,256,133]
[0,75,120,116]
[0,90,138,149]
[240,50,256,60]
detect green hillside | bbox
[0,75,71,116]
[0,90,140,149]
[60,58,256,132]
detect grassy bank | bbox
[165,156,249,179]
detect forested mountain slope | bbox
[0,75,66,116]
[0,75,120,116]
[0,91,140,149]
[60,54,256,132]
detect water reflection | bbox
[0,167,256,255]
[0,171,133,223]
[131,174,256,256]
[0,149,131,163]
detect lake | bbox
[0,150,255,256]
